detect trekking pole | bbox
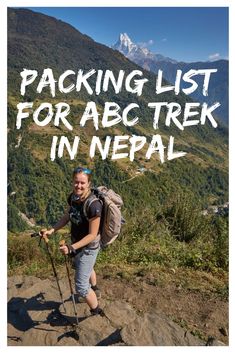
[31,232,66,313]
[59,240,79,325]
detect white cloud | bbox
[161,38,167,42]
[138,39,154,48]
[208,53,221,61]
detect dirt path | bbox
[122,173,143,183]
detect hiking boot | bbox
[90,306,104,317]
[91,285,101,299]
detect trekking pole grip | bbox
[59,239,66,247]
[42,234,49,244]
[59,239,72,256]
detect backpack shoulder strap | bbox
[83,193,100,220]
[68,192,73,206]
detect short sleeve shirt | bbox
[67,193,102,247]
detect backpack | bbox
[83,186,125,248]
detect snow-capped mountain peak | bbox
[112,32,177,65]
[115,32,137,55]
[119,33,132,46]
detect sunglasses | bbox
[73,167,92,174]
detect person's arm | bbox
[60,216,100,255]
[73,216,101,249]
[41,206,70,237]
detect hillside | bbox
[8,8,228,230]
[149,60,228,125]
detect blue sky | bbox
[27,7,228,62]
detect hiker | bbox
[40,166,103,316]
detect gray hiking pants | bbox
[73,246,100,297]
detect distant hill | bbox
[113,33,228,124]
[148,60,228,125]
[7,8,228,230]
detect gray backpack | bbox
[83,186,125,248]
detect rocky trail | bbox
[8,274,228,346]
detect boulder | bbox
[8,276,212,346]
[20,323,64,346]
[103,300,138,328]
[77,315,119,346]
[121,312,204,346]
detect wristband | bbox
[67,244,76,255]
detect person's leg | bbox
[74,247,101,310]
[90,269,101,299]
[85,288,98,309]
[90,269,97,286]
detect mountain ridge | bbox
[112,32,228,124]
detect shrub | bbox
[212,216,228,270]
[8,201,28,232]
[161,191,210,242]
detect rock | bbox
[8,275,24,289]
[18,276,41,291]
[103,300,138,328]
[206,336,226,346]
[9,275,225,346]
[19,279,57,298]
[8,287,20,301]
[59,297,91,325]
[212,340,226,346]
[20,323,64,346]
[77,315,120,346]
[27,309,53,322]
[7,323,23,345]
[58,299,139,345]
[121,312,204,346]
[8,297,35,331]
[8,278,67,334]
[56,335,80,346]
[8,276,24,300]
[8,295,56,332]
[18,211,35,227]
[219,326,228,336]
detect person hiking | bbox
[40,166,103,316]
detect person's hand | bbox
[59,245,69,255]
[40,228,54,239]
